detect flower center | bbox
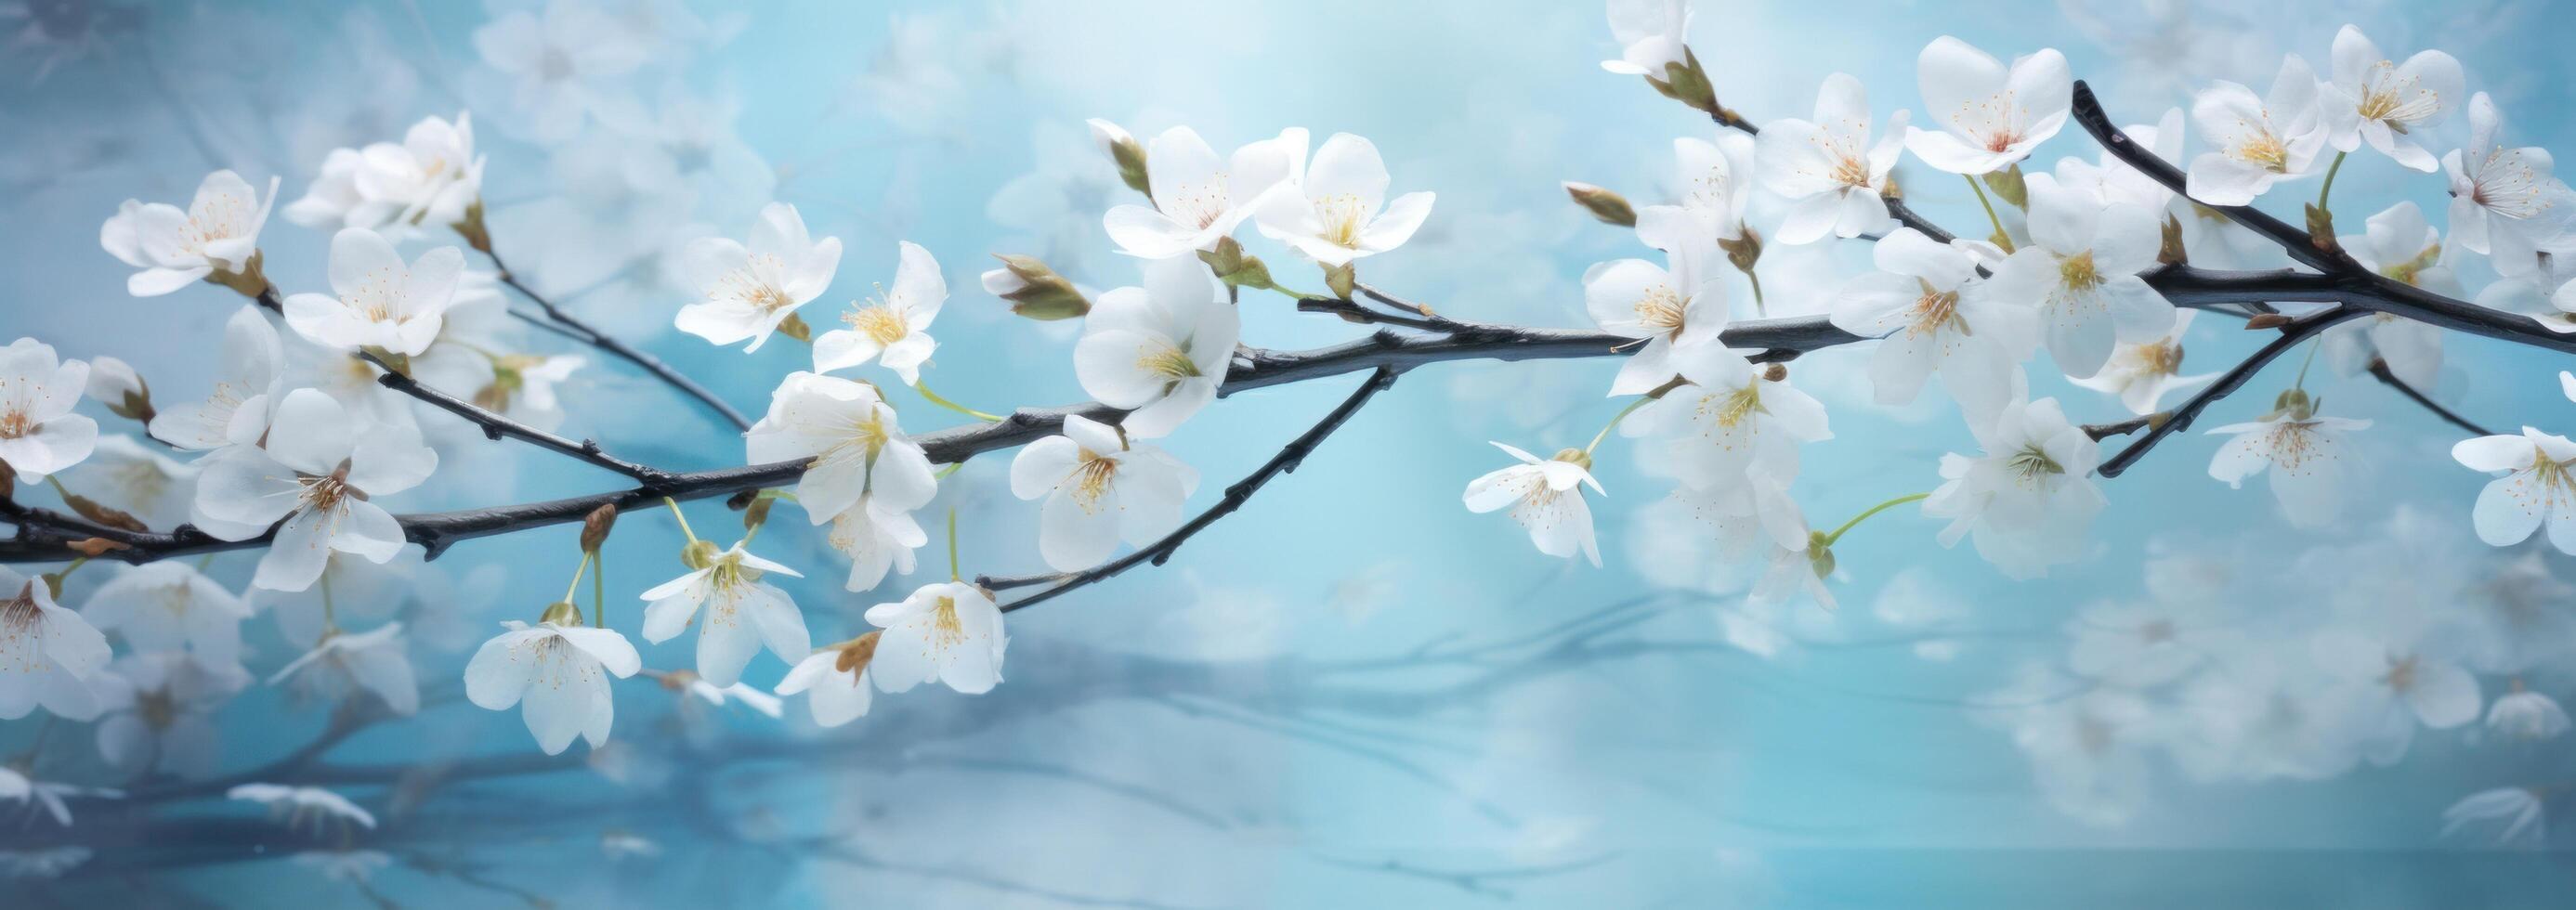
[2138,619,2176,644]
[2376,243,2441,287]
[2384,654,2418,693]
[2234,129,2289,172]
[298,469,355,513]
[0,407,29,439]
[1907,282,1963,337]
[1136,344,1201,382]
[1700,384,1761,429]
[2138,340,2183,376]
[1314,193,1371,248]
[2355,62,2439,127]
[1071,450,1118,512]
[2058,251,2104,292]
[2007,443,2063,481]
[841,302,909,346]
[137,687,178,730]
[931,595,965,647]
[1633,284,1688,333]
[1827,151,1870,189]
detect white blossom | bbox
[1462,442,1603,566]
[281,228,467,358]
[866,580,1006,695]
[99,170,279,296]
[1828,227,2030,415]
[745,371,940,525]
[1253,132,1435,266]
[1009,413,1200,571]
[676,202,843,351]
[812,241,944,384]
[1921,396,2104,578]
[2205,396,2368,528]
[2066,599,2228,687]
[828,493,928,593]
[0,338,96,482]
[1620,345,1831,489]
[775,641,875,728]
[191,389,438,592]
[640,541,810,688]
[1102,126,1301,259]
[2485,687,2570,742]
[2070,309,2215,415]
[67,435,197,529]
[470,0,647,145]
[149,306,281,451]
[1903,36,2072,176]
[81,562,251,667]
[2321,202,2450,389]
[91,652,251,778]
[2312,624,2479,766]
[2321,24,2462,173]
[1599,0,1689,77]
[288,111,483,232]
[2453,426,2576,553]
[1757,73,1906,243]
[1584,241,1727,396]
[1984,172,2173,378]
[82,356,142,416]
[2446,93,2574,263]
[227,783,376,832]
[1072,257,1237,438]
[2184,55,2329,205]
[2440,787,2545,848]
[464,619,642,755]
[0,566,111,721]
[268,622,419,716]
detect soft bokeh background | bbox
[6,0,2576,906]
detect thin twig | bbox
[357,352,678,487]
[2368,359,2494,436]
[482,250,754,431]
[983,368,1400,611]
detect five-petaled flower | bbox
[1009,413,1200,572]
[100,170,280,297]
[191,389,439,592]
[745,371,940,527]
[1922,396,2104,578]
[0,338,98,483]
[1829,227,2032,417]
[2205,392,2369,529]
[1103,126,1301,259]
[1463,442,1605,566]
[2453,425,2576,554]
[281,228,468,358]
[640,541,811,688]
[1758,72,1908,243]
[1253,132,1436,266]
[1984,173,2175,379]
[2321,24,2462,174]
[464,619,642,755]
[677,202,843,351]
[1072,257,1238,438]
[866,581,1007,696]
[2184,55,2330,205]
[1903,36,2072,176]
[0,566,111,722]
[812,241,946,384]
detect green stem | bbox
[2315,150,2348,215]
[1822,492,1930,547]
[2292,337,2324,392]
[916,380,1005,422]
[319,574,338,637]
[1745,268,1767,318]
[1585,396,1657,455]
[662,496,699,545]
[592,551,608,632]
[561,552,591,605]
[1965,176,2014,254]
[946,508,961,582]
[933,462,964,480]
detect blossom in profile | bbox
[677,202,843,351]
[100,170,278,296]
[1463,442,1604,566]
[640,541,810,688]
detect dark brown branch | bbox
[359,351,678,487]
[2083,414,2156,440]
[2368,359,2494,436]
[481,250,755,432]
[982,367,1400,612]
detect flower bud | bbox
[85,357,153,422]
[1718,229,1762,274]
[580,503,617,554]
[1761,363,1788,383]
[742,497,774,531]
[541,600,584,626]
[1088,118,1151,195]
[452,199,494,254]
[1563,182,1636,228]
[1805,532,1838,582]
[986,254,1092,320]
